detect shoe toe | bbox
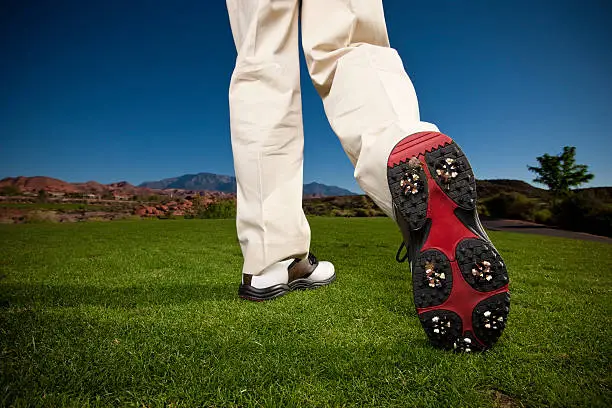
[309,260,335,281]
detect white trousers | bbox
[227,0,439,275]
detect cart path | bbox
[481,219,611,244]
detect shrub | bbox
[114,214,142,221]
[37,190,48,203]
[303,195,385,217]
[306,203,329,216]
[481,192,540,221]
[354,208,370,217]
[195,200,237,219]
[330,209,352,217]
[477,203,490,217]
[533,208,553,224]
[87,216,109,222]
[158,210,176,220]
[24,210,58,223]
[552,194,612,237]
[0,185,22,196]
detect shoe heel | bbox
[472,293,511,347]
[418,310,486,352]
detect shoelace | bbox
[307,252,318,265]
[396,242,409,263]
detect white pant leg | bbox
[301,0,439,219]
[227,0,310,275]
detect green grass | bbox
[0,218,610,407]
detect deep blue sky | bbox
[1,0,611,192]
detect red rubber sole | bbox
[387,132,510,351]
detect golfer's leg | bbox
[227,0,310,275]
[301,0,439,218]
[302,1,510,352]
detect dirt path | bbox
[481,219,611,244]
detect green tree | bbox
[527,146,594,198]
[37,189,48,203]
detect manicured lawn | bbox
[0,218,610,407]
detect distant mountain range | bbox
[302,182,356,197]
[138,172,357,196]
[0,173,357,197]
[2,174,610,202]
[139,173,236,192]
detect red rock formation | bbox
[0,176,80,193]
[0,176,157,198]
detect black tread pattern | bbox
[452,330,485,353]
[239,274,336,301]
[456,239,509,292]
[425,142,476,210]
[387,160,429,230]
[472,293,511,348]
[387,134,510,353]
[288,273,336,290]
[238,284,289,301]
[412,249,453,308]
[418,310,463,350]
